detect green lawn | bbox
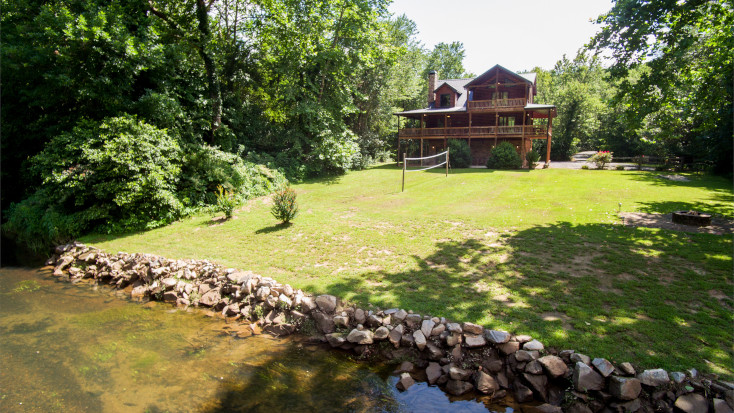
[83,166,734,378]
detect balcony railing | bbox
[467,98,527,110]
[399,125,548,138]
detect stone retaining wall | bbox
[48,242,733,413]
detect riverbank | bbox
[47,242,734,412]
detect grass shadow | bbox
[634,200,734,218]
[317,222,732,378]
[255,222,292,234]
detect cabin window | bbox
[492,91,509,100]
[439,94,451,107]
[499,116,515,126]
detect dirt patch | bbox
[620,212,733,235]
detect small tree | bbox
[487,142,522,169]
[526,150,540,170]
[215,185,237,219]
[271,187,298,223]
[588,151,613,169]
[447,139,471,168]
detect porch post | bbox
[545,110,552,166]
[420,138,424,166]
[397,116,401,167]
[521,109,527,168]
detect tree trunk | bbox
[196,0,222,143]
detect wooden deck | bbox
[467,98,527,111]
[398,125,548,139]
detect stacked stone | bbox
[49,243,734,413]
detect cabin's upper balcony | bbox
[467,98,528,111]
[398,125,548,139]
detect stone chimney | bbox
[427,70,437,106]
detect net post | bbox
[402,153,406,192]
[446,147,449,177]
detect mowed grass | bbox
[83,166,734,378]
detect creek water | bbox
[0,267,524,412]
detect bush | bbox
[448,139,471,168]
[487,142,522,169]
[632,155,645,170]
[4,115,184,249]
[616,165,625,170]
[581,165,590,170]
[526,150,540,169]
[179,145,287,207]
[587,151,613,169]
[215,185,238,219]
[271,187,298,223]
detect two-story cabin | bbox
[396,64,556,168]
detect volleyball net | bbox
[401,149,449,192]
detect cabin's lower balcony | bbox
[467,98,528,111]
[398,125,548,139]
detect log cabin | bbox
[395,64,556,168]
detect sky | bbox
[388,0,614,75]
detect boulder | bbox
[315,295,337,314]
[325,333,346,347]
[618,362,636,376]
[163,291,178,302]
[536,404,563,413]
[393,309,408,322]
[263,324,295,336]
[464,334,486,348]
[446,332,462,347]
[514,382,535,403]
[475,371,500,394]
[609,376,642,401]
[714,398,734,413]
[426,362,442,384]
[538,355,568,378]
[523,373,548,402]
[523,339,544,351]
[396,372,414,391]
[462,322,483,335]
[431,323,445,337]
[450,365,473,381]
[446,322,462,333]
[413,330,427,351]
[394,361,414,374]
[486,329,511,344]
[255,286,270,301]
[573,362,604,392]
[525,360,543,374]
[311,311,335,334]
[515,350,536,362]
[346,328,373,345]
[670,372,686,384]
[497,341,520,355]
[333,315,349,328]
[199,289,221,307]
[425,342,443,361]
[592,358,615,377]
[405,314,422,329]
[446,379,474,396]
[571,353,591,366]
[354,308,366,324]
[638,369,670,387]
[421,319,435,337]
[675,394,708,413]
[374,326,390,340]
[389,324,404,348]
[567,403,594,413]
[367,314,383,328]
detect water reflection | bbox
[0,267,522,412]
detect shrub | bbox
[616,165,625,170]
[526,150,540,169]
[215,185,238,219]
[179,145,287,207]
[587,151,613,169]
[632,155,645,170]
[4,115,184,250]
[271,187,298,223]
[581,165,590,170]
[448,139,471,168]
[487,142,522,169]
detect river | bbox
[0,267,523,412]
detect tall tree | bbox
[424,41,472,79]
[589,0,733,173]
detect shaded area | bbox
[255,222,292,234]
[321,222,733,378]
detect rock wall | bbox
[48,242,733,413]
